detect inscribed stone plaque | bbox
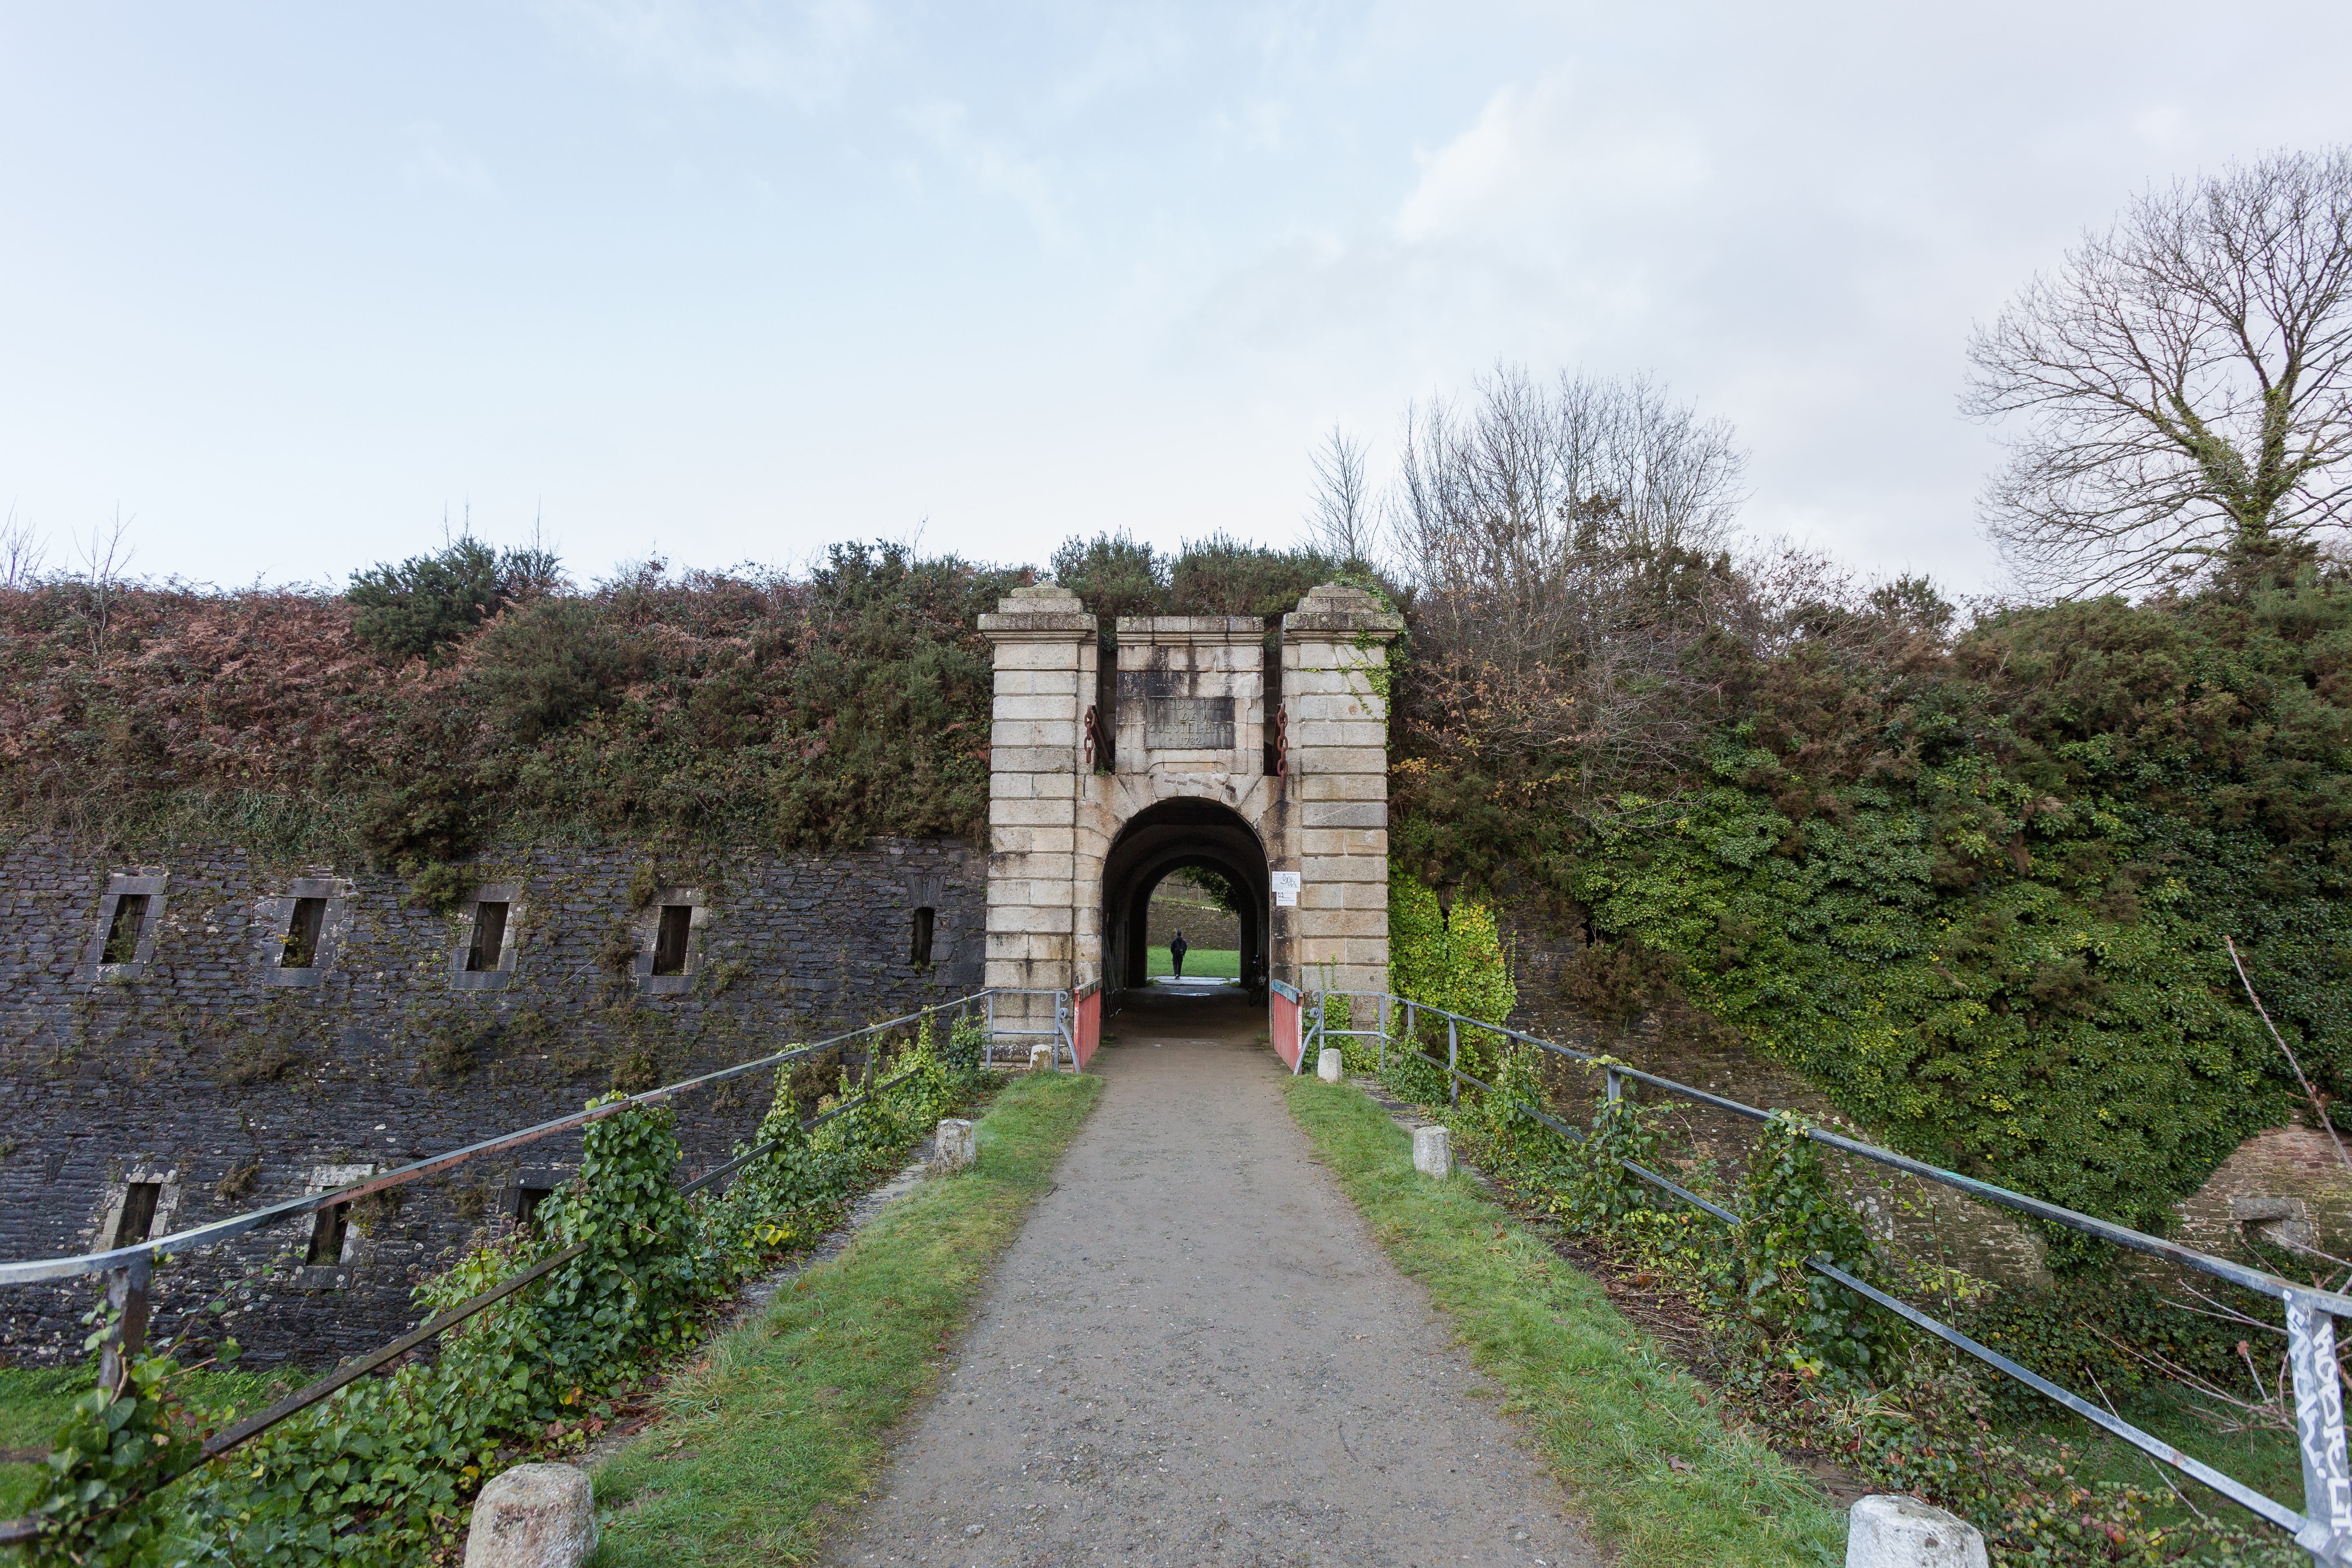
[1145,695,1234,750]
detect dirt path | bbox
[820,993,1596,1568]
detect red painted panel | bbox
[1072,981,1102,1071]
[1269,980,1302,1071]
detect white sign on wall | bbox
[1269,871,1301,907]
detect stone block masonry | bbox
[0,834,983,1366]
[981,580,1401,1004]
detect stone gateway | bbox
[977,582,1401,1039]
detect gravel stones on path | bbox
[820,1003,1595,1568]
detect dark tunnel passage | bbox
[1100,797,1270,1000]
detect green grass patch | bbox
[1145,945,1239,979]
[1284,1076,1846,1568]
[0,1364,307,1518]
[590,1070,1102,1566]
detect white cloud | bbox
[909,101,1065,241]
[540,0,875,108]
[1393,72,1708,246]
[402,128,497,196]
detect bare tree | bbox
[75,512,136,656]
[1305,425,1378,564]
[1966,147,2352,598]
[1385,365,1750,793]
[0,506,45,590]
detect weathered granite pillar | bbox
[1279,585,1403,999]
[978,584,1098,1037]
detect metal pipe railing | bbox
[0,985,1068,1547]
[1305,987,2352,1564]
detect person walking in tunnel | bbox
[1169,930,1188,979]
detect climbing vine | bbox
[21,1032,994,1566]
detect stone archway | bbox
[976,581,1403,1043]
[1100,798,1270,998]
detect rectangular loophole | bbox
[513,1185,553,1228]
[651,905,692,976]
[281,897,327,969]
[305,1204,349,1267]
[112,1181,161,1248]
[910,906,935,966]
[466,901,510,972]
[102,895,151,965]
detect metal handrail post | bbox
[987,990,997,1068]
[2289,1295,2352,1562]
[1446,1017,1459,1107]
[97,1250,153,1390]
[1605,1066,1621,1105]
[1058,990,1073,1072]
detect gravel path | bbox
[820,996,1596,1568]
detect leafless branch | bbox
[2227,935,2352,1176]
[1305,425,1379,566]
[0,506,45,590]
[75,512,136,657]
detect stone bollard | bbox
[1412,1125,1452,1178]
[464,1463,597,1568]
[1317,1047,1344,1083]
[1846,1495,1987,1568]
[1029,1044,1055,1071]
[934,1118,976,1174]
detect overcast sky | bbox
[3,2,2348,597]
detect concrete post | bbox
[1316,1047,1344,1083]
[934,1118,976,1174]
[463,1463,597,1568]
[1846,1496,1987,1568]
[1412,1125,1452,1178]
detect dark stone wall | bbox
[0,834,984,1368]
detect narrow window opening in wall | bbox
[102,895,151,965]
[910,906,935,966]
[513,1185,554,1228]
[281,897,327,969]
[651,905,692,976]
[112,1181,161,1248]
[466,901,510,972]
[305,1204,349,1267]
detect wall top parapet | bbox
[978,584,1097,639]
[1282,583,1403,641]
[1111,616,1264,639]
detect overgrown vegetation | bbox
[7,488,2348,1243]
[0,543,1026,859]
[15,1017,995,1566]
[1368,1046,2308,1565]
[1392,535,2352,1241]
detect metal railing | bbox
[0,987,1071,1546]
[981,988,1074,1071]
[1302,989,2352,1565]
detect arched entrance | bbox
[1101,798,1270,1000]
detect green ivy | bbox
[1387,869,1516,1077]
[24,1042,986,1565]
[1733,1115,1888,1383]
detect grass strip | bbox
[591,1070,1102,1567]
[0,1365,308,1518]
[1284,1076,1848,1568]
[1145,945,1240,979]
